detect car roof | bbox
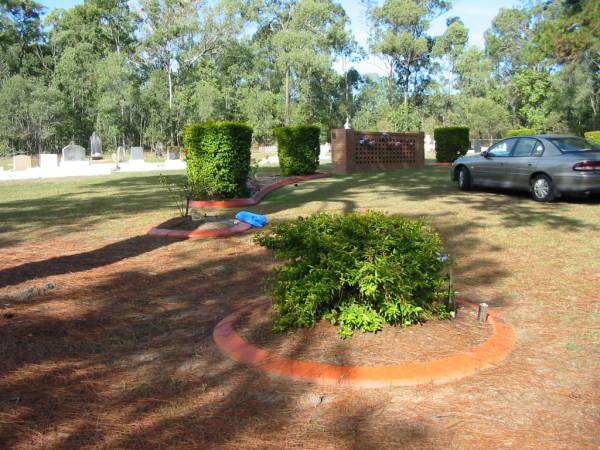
[507,134,577,139]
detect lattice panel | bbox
[354,134,417,166]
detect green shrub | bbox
[255,211,452,339]
[505,128,537,137]
[275,125,320,175]
[434,127,469,162]
[184,121,253,199]
[584,131,600,145]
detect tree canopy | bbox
[0,0,598,155]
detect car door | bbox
[501,138,544,190]
[474,138,517,187]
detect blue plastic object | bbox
[235,211,268,228]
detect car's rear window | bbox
[549,137,600,153]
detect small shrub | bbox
[434,127,469,162]
[275,125,320,175]
[158,174,194,217]
[584,131,600,145]
[184,121,253,199]
[505,128,537,137]
[255,211,452,339]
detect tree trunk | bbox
[285,66,290,125]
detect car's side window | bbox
[511,138,538,157]
[532,141,544,157]
[487,138,516,157]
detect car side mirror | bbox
[482,151,490,159]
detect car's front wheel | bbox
[457,166,472,191]
[531,174,556,202]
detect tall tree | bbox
[250,0,352,125]
[432,16,468,92]
[368,0,450,107]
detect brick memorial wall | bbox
[331,129,425,173]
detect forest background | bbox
[0,0,598,154]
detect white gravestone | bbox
[90,132,102,159]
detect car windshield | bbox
[549,137,600,153]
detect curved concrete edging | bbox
[188,173,329,209]
[144,221,252,239]
[430,162,453,167]
[213,298,515,387]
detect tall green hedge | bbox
[275,125,320,175]
[434,127,469,162]
[184,121,253,199]
[505,128,537,137]
[584,131,600,145]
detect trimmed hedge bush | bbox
[184,121,253,199]
[434,127,469,162]
[275,125,320,175]
[505,128,536,137]
[255,211,452,339]
[584,131,600,145]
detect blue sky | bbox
[41,0,522,74]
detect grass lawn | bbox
[0,165,599,449]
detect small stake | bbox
[478,303,488,322]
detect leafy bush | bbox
[434,127,469,162]
[184,121,253,199]
[505,128,537,137]
[584,131,600,145]
[255,211,452,339]
[275,125,320,175]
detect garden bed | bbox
[213,298,515,387]
[188,172,328,208]
[236,302,492,367]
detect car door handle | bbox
[527,163,532,166]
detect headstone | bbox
[39,153,58,169]
[90,132,102,159]
[473,139,481,153]
[117,146,125,162]
[61,143,86,162]
[130,146,144,161]
[154,142,164,157]
[13,155,32,171]
[167,147,180,160]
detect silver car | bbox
[451,135,600,201]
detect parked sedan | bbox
[451,135,600,201]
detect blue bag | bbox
[235,211,268,228]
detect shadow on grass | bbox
[0,235,176,288]
[0,211,508,448]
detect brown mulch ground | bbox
[237,303,492,366]
[158,216,237,231]
[1,176,599,449]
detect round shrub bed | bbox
[254,211,452,339]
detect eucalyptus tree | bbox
[137,0,241,143]
[249,0,352,125]
[534,0,599,131]
[432,16,468,93]
[367,0,450,107]
[0,0,45,77]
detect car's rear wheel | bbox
[457,166,472,191]
[531,174,556,202]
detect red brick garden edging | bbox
[188,173,329,208]
[213,298,515,387]
[430,162,452,166]
[145,173,328,239]
[144,222,252,239]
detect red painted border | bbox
[144,221,252,239]
[213,298,515,387]
[188,173,329,209]
[430,162,452,166]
